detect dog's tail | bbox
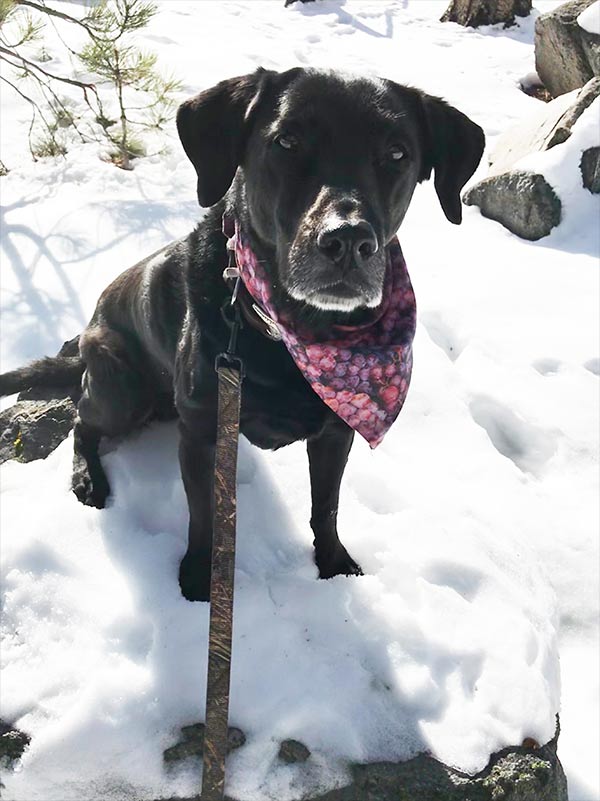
[0,336,84,397]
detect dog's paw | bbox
[72,468,110,509]
[315,543,363,580]
[179,550,212,602]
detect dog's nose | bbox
[317,222,378,268]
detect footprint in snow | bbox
[532,357,562,376]
[145,35,175,45]
[349,467,404,514]
[469,395,557,476]
[420,311,465,362]
[584,357,599,376]
[422,561,484,602]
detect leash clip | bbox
[218,294,245,378]
[215,351,245,378]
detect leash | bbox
[200,265,245,801]
[200,218,282,800]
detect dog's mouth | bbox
[302,279,383,312]
[282,249,387,313]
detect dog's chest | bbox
[238,364,331,450]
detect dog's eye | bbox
[276,133,299,151]
[387,145,406,162]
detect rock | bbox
[0,390,76,465]
[0,336,81,465]
[535,0,600,97]
[581,145,600,190]
[315,741,567,800]
[489,92,577,175]
[312,728,567,800]
[278,739,311,764]
[464,78,598,238]
[163,722,246,764]
[441,0,532,28]
[0,719,30,764]
[544,77,600,147]
[488,78,600,174]
[463,171,562,240]
[153,724,567,801]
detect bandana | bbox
[226,220,416,448]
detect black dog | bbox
[0,68,484,602]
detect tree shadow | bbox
[290,0,399,40]
[0,193,197,364]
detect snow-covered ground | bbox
[0,2,598,800]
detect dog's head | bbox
[177,68,484,314]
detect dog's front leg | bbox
[175,337,218,602]
[307,419,363,580]
[178,413,217,602]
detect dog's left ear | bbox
[418,95,485,224]
[177,68,273,207]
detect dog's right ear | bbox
[177,69,272,207]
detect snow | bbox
[0,1,598,800]
[578,0,600,34]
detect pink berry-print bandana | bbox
[226,219,416,448]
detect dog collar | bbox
[222,216,416,448]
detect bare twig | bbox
[0,73,55,158]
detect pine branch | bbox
[0,43,98,92]
[0,43,106,140]
[0,13,43,48]
[4,0,177,169]
[14,0,101,41]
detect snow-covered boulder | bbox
[159,724,568,800]
[535,0,600,97]
[487,78,600,172]
[464,82,600,239]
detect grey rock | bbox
[581,146,600,191]
[466,77,598,239]
[441,0,532,28]
[489,78,600,175]
[489,91,578,175]
[278,739,311,764]
[545,77,600,148]
[153,726,567,801]
[535,0,600,97]
[0,391,76,465]
[0,336,81,465]
[463,171,562,240]
[163,722,246,764]
[0,719,30,764]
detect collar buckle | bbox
[222,266,239,281]
[251,303,282,340]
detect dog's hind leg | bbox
[72,325,155,508]
[72,419,111,508]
